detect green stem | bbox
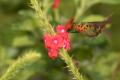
[30,0,55,35]
[30,0,84,80]
[60,49,84,80]
[75,7,85,22]
[53,9,60,22]
[0,51,41,80]
[74,0,87,21]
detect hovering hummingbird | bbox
[65,15,112,37]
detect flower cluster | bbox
[44,25,70,59]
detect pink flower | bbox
[44,34,52,48]
[56,25,71,50]
[44,34,64,59]
[52,0,60,9]
[48,49,58,59]
[50,34,64,49]
[44,34,63,49]
[63,38,70,50]
[44,24,71,59]
[56,25,67,34]
[56,25,69,39]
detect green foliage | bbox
[0,0,120,80]
[100,0,120,4]
[12,35,34,47]
[82,15,105,22]
[0,51,41,80]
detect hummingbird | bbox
[65,15,112,37]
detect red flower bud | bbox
[52,0,60,9]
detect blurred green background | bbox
[0,0,120,80]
